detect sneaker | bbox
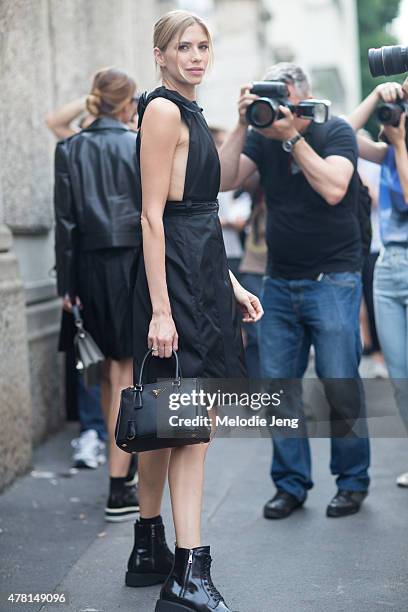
[370,359,389,379]
[396,472,408,487]
[71,429,105,469]
[105,485,139,522]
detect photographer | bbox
[219,63,370,519]
[347,81,408,488]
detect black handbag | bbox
[71,305,105,371]
[115,349,211,453]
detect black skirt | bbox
[133,201,246,379]
[59,248,139,361]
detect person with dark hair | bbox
[54,67,141,521]
[220,62,370,520]
[348,81,408,488]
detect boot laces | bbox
[202,555,223,604]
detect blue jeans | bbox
[78,375,107,441]
[240,273,263,379]
[259,272,370,502]
[374,245,408,431]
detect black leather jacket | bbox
[54,116,141,297]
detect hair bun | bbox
[86,93,101,116]
[87,70,136,118]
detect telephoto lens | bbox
[368,45,408,77]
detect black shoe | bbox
[105,484,139,522]
[155,546,236,611]
[126,519,174,587]
[263,490,304,519]
[326,489,367,518]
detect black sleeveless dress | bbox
[133,87,246,379]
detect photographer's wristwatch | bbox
[282,133,303,153]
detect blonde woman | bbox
[54,68,140,521]
[126,10,263,612]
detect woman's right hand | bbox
[148,313,178,358]
[376,81,405,103]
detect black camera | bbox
[245,81,331,128]
[368,45,408,77]
[376,99,408,126]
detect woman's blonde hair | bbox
[86,68,136,117]
[153,10,213,72]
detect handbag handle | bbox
[71,304,84,328]
[136,348,182,389]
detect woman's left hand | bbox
[382,112,406,146]
[233,284,264,323]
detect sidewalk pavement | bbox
[1,422,408,612]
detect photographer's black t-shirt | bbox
[242,117,362,279]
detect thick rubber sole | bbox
[155,600,195,611]
[125,571,168,588]
[104,509,139,523]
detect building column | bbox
[0,223,33,492]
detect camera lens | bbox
[368,48,384,78]
[377,105,392,123]
[376,103,402,126]
[369,45,408,77]
[246,99,276,128]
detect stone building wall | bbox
[0,0,160,492]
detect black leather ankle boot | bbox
[125,520,174,587]
[154,545,236,611]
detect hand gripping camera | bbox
[245,81,331,129]
[376,98,408,127]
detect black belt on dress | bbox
[164,199,219,216]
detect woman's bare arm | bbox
[45,97,87,140]
[357,135,388,165]
[140,98,181,357]
[347,82,404,131]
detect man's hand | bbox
[255,105,298,141]
[238,84,259,127]
[382,112,407,146]
[376,81,405,103]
